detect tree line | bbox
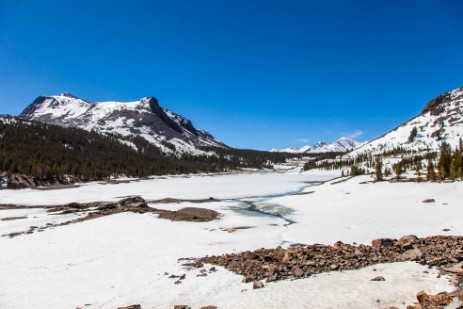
[0,119,296,183]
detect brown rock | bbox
[372,238,394,248]
[292,267,304,277]
[253,280,265,289]
[370,276,385,281]
[396,235,419,249]
[422,199,435,203]
[416,291,429,304]
[174,306,190,309]
[281,251,290,263]
[196,235,463,286]
[268,264,279,276]
[401,248,423,261]
[118,305,141,309]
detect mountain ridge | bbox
[271,137,365,154]
[349,86,463,156]
[19,93,226,154]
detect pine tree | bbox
[408,126,418,143]
[374,156,383,181]
[384,167,392,177]
[427,159,437,181]
[449,159,457,180]
[437,142,452,180]
[393,162,403,180]
[415,159,422,182]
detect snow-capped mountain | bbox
[271,137,365,154]
[350,86,463,156]
[19,93,227,154]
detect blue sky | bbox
[1,0,462,150]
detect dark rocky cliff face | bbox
[421,86,463,116]
[20,96,56,118]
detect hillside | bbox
[350,86,463,156]
[0,116,295,186]
[303,86,463,180]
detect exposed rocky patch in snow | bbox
[197,235,463,284]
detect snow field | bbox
[0,170,460,308]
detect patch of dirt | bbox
[4,196,220,238]
[291,191,315,196]
[149,197,217,204]
[330,177,353,185]
[220,226,255,233]
[158,207,219,222]
[0,204,44,210]
[1,216,27,221]
[36,184,80,190]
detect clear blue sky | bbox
[1,0,462,150]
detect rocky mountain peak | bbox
[140,97,161,115]
[19,93,226,154]
[59,92,80,99]
[421,86,463,116]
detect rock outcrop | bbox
[196,236,463,283]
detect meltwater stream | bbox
[225,181,322,226]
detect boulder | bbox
[401,248,423,261]
[292,267,305,277]
[118,196,148,208]
[372,238,394,248]
[396,235,419,250]
[253,281,265,289]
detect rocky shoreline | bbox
[196,235,463,284]
[177,235,463,308]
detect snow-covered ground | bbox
[0,171,337,206]
[0,170,461,308]
[276,174,463,245]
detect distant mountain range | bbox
[19,93,226,155]
[350,86,463,156]
[12,85,463,160]
[271,137,365,154]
